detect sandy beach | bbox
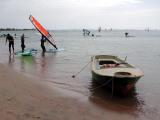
[0,63,142,120]
[0,63,97,120]
[0,63,82,120]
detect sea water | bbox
[0,29,160,120]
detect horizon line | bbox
[0,28,160,31]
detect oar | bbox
[72,61,91,78]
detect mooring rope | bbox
[72,60,91,78]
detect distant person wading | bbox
[125,32,129,37]
[6,34,14,54]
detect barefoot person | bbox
[6,34,14,54]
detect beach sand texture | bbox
[0,63,129,120]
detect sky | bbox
[0,0,160,30]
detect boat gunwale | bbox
[91,55,144,77]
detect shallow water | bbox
[0,30,160,119]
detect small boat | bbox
[91,55,144,95]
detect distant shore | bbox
[0,28,35,31]
[1,28,160,31]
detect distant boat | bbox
[91,55,144,95]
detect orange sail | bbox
[29,15,57,49]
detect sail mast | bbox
[29,15,58,49]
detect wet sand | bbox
[0,63,142,120]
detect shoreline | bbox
[0,63,95,120]
[0,63,141,120]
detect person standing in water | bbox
[41,35,47,53]
[6,34,14,54]
[125,32,129,37]
[21,34,25,52]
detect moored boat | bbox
[91,55,144,95]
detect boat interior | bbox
[97,59,128,69]
[99,60,117,65]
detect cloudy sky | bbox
[0,0,160,29]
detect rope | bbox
[72,61,91,78]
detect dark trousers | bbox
[9,41,14,54]
[41,42,46,52]
[21,44,25,52]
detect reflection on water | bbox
[41,52,45,57]
[89,80,145,117]
[19,56,36,73]
[8,54,15,64]
[14,52,58,79]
